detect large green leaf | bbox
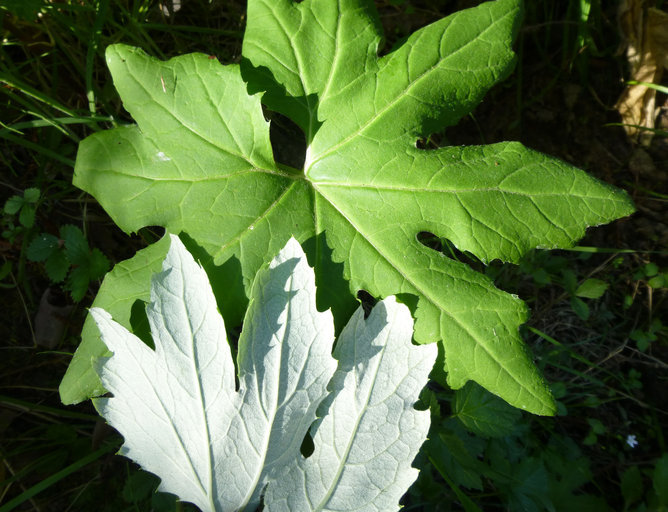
[62,0,634,414]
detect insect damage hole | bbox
[416,231,485,274]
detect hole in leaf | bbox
[415,130,449,149]
[416,231,484,274]
[267,110,306,170]
[136,226,165,246]
[395,293,418,318]
[240,58,323,146]
[356,290,377,318]
[416,231,443,252]
[377,34,406,58]
[300,431,314,457]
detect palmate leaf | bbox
[60,0,634,413]
[92,235,436,512]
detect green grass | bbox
[1,0,666,510]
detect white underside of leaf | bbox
[92,235,436,512]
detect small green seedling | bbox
[27,225,109,301]
[3,187,40,228]
[3,187,40,241]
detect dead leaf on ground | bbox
[34,288,73,349]
[615,1,668,145]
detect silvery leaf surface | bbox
[92,235,435,511]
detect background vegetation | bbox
[1,0,666,510]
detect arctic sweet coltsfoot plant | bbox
[60,0,634,414]
[91,234,437,512]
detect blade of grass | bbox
[109,0,166,59]
[0,120,23,135]
[530,327,611,373]
[575,0,593,58]
[1,116,112,133]
[0,88,78,140]
[0,75,78,118]
[605,122,668,137]
[0,443,116,512]
[0,452,65,490]
[142,23,242,36]
[626,80,668,95]
[530,327,660,411]
[0,395,99,421]
[567,246,640,254]
[0,132,75,167]
[622,182,668,201]
[85,0,110,124]
[427,455,484,512]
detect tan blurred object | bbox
[615,1,668,145]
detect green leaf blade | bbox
[66,266,90,302]
[59,236,171,405]
[311,142,634,264]
[242,0,383,139]
[18,204,36,227]
[23,187,40,203]
[27,233,60,262]
[307,137,631,413]
[60,225,89,265]
[75,125,301,252]
[88,248,111,280]
[310,0,522,156]
[67,0,634,417]
[74,45,316,298]
[104,45,276,172]
[575,278,609,299]
[44,250,70,283]
[4,195,24,215]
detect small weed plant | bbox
[27,225,109,302]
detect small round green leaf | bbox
[18,204,35,227]
[454,381,521,438]
[23,187,40,203]
[575,278,609,299]
[45,250,69,283]
[88,248,110,280]
[60,225,89,265]
[3,195,24,215]
[27,233,60,262]
[66,266,89,302]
